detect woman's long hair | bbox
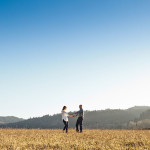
[62,106,67,110]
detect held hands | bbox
[69,114,77,117]
[72,114,78,117]
[69,112,78,117]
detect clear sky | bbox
[0,0,150,119]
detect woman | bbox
[61,106,72,133]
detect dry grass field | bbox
[0,129,150,150]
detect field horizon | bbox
[1,106,150,130]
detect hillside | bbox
[1,106,150,129]
[0,116,24,124]
[126,106,150,118]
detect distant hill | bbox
[127,109,150,129]
[0,116,24,124]
[139,109,150,120]
[1,106,150,129]
[126,106,150,118]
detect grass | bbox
[0,129,150,149]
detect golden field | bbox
[0,129,150,150]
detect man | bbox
[75,105,84,133]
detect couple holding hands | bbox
[61,105,84,133]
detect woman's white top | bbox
[61,110,69,122]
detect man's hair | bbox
[62,106,67,110]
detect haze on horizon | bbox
[0,0,150,119]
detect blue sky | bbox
[0,0,150,118]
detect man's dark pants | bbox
[76,117,83,132]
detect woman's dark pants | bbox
[63,119,68,133]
